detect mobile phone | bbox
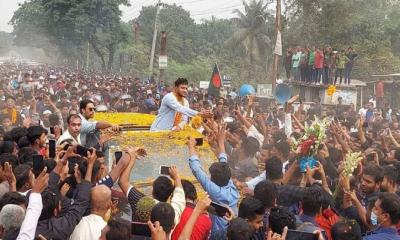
[114,151,123,164]
[63,143,70,151]
[299,157,318,173]
[210,202,230,217]
[76,145,91,157]
[195,138,203,146]
[286,229,320,240]
[50,127,54,135]
[159,165,170,175]
[32,154,45,173]
[131,222,151,237]
[49,139,56,158]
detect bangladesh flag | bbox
[208,63,222,98]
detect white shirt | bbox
[247,125,264,146]
[69,214,107,240]
[358,108,367,117]
[57,129,81,145]
[17,193,43,240]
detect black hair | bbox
[363,164,383,183]
[14,164,31,191]
[254,181,277,209]
[268,206,296,234]
[242,137,260,158]
[382,165,398,185]
[227,217,254,240]
[0,153,18,169]
[152,176,174,202]
[105,218,131,240]
[302,187,324,216]
[67,156,88,178]
[261,144,273,151]
[48,113,60,126]
[0,141,15,154]
[67,114,81,124]
[331,219,361,240]
[181,179,197,201]
[378,192,400,224]
[26,126,47,145]
[273,140,290,159]
[79,99,94,114]
[209,162,231,187]
[265,156,283,180]
[18,147,37,165]
[238,197,265,221]
[8,127,27,143]
[151,202,175,234]
[0,192,27,211]
[17,136,30,149]
[174,78,188,87]
[39,190,61,221]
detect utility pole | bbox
[271,0,281,93]
[159,31,168,83]
[86,41,90,70]
[148,0,162,77]
[134,22,139,45]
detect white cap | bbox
[43,110,52,115]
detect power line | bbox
[190,4,243,15]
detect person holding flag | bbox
[150,78,212,131]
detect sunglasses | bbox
[88,108,95,112]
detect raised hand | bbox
[32,167,49,193]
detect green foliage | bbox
[10,0,129,71]
[284,0,400,79]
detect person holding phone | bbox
[187,124,239,239]
[26,125,48,155]
[150,78,212,131]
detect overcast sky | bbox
[0,0,247,32]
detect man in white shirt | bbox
[57,114,82,145]
[69,185,112,240]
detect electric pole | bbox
[159,31,167,83]
[134,22,139,45]
[148,0,162,77]
[86,41,90,70]
[271,0,281,93]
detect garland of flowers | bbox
[292,116,331,157]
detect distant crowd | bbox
[284,46,358,85]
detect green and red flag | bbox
[208,63,222,98]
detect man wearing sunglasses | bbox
[79,99,119,146]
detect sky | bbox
[0,0,247,33]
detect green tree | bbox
[10,0,129,71]
[224,0,274,82]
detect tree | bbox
[10,0,129,71]
[225,0,274,64]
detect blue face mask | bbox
[370,211,378,225]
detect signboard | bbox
[199,81,209,89]
[158,55,168,69]
[257,84,273,97]
[223,75,232,87]
[322,88,357,106]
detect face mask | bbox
[370,211,378,225]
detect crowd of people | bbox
[284,46,358,85]
[0,61,399,240]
